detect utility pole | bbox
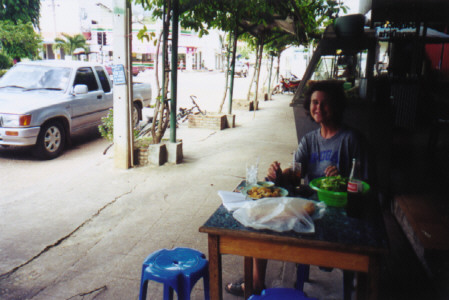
[112,0,133,169]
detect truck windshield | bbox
[0,64,71,91]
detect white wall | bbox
[280,46,310,79]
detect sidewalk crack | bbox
[199,131,216,141]
[0,189,134,280]
[66,285,107,299]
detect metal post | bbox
[112,0,133,169]
[170,0,179,142]
[228,28,238,115]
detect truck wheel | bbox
[132,103,142,127]
[34,121,65,159]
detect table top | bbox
[199,183,388,255]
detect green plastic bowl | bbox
[309,177,370,207]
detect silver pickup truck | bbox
[0,60,152,159]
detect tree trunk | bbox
[275,53,281,87]
[268,54,279,96]
[150,0,171,144]
[154,30,163,99]
[253,40,264,108]
[262,57,269,95]
[218,33,231,113]
[246,47,259,101]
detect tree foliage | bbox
[0,0,41,27]
[0,20,42,60]
[53,33,89,57]
[134,0,346,55]
[132,0,346,131]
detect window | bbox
[73,67,98,91]
[95,66,111,93]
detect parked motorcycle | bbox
[281,74,301,93]
[272,74,301,94]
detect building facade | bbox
[38,0,224,71]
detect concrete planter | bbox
[148,143,167,166]
[166,140,183,164]
[226,114,236,128]
[134,147,149,166]
[188,113,227,130]
[232,99,258,111]
[134,139,182,166]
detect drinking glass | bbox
[246,162,258,186]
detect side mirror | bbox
[72,84,88,95]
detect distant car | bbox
[234,61,248,77]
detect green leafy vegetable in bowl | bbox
[318,175,348,192]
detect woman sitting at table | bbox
[225,80,368,297]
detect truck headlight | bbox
[0,114,32,127]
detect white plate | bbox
[241,184,288,200]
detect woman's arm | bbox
[267,161,282,184]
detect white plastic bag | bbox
[232,197,325,233]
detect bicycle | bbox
[136,95,205,139]
[176,95,205,123]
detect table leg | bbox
[208,234,222,300]
[244,256,253,299]
[367,256,380,300]
[356,256,380,300]
[355,272,367,300]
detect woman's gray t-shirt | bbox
[294,127,367,183]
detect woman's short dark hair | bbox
[303,80,346,125]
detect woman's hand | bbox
[267,161,282,184]
[324,165,339,177]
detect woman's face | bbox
[310,91,333,125]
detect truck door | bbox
[94,66,113,112]
[70,67,105,131]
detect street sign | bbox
[112,64,126,85]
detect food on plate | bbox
[303,202,316,216]
[247,186,282,199]
[318,175,348,192]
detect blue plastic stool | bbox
[139,247,210,300]
[248,288,318,300]
[296,264,354,300]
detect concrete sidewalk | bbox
[1,89,442,300]
[2,94,343,300]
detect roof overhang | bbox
[359,0,449,24]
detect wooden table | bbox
[199,191,388,299]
